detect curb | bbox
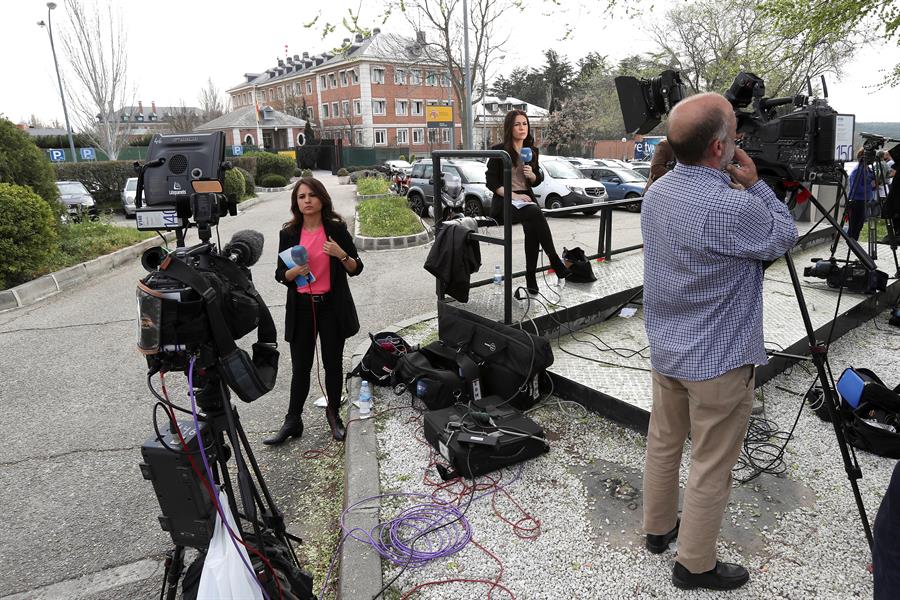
[0,232,176,313]
[353,207,434,251]
[254,184,294,193]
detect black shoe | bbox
[525,273,539,295]
[263,417,303,445]
[646,519,679,554]
[326,408,346,442]
[672,561,749,591]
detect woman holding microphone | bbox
[264,177,363,445]
[486,109,569,294]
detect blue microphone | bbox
[520,147,533,164]
[290,245,316,287]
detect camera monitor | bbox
[142,132,225,207]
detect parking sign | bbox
[48,149,66,162]
[80,147,96,160]
[232,145,244,156]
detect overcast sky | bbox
[2,0,898,128]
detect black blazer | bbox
[275,220,363,342]
[485,143,544,222]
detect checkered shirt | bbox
[641,163,798,381]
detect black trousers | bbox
[286,298,345,419]
[508,203,564,284]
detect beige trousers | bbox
[642,365,755,573]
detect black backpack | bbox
[349,331,415,386]
[562,246,597,283]
[392,341,476,410]
[836,368,900,459]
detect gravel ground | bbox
[369,309,899,599]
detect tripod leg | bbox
[163,545,185,600]
[784,253,874,550]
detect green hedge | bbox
[229,156,258,176]
[53,160,134,207]
[0,183,58,289]
[0,119,60,210]
[235,167,255,193]
[357,195,424,237]
[245,151,294,179]
[223,169,246,202]
[260,173,288,188]
[31,133,94,149]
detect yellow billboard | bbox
[426,104,453,126]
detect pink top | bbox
[298,226,331,294]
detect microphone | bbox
[223,229,264,267]
[290,245,316,287]
[520,147,533,164]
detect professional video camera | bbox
[615,71,856,184]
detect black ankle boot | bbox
[525,272,539,295]
[263,416,303,445]
[326,408,346,442]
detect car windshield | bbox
[543,160,583,179]
[57,182,87,195]
[125,178,137,191]
[610,168,647,183]
[453,162,487,183]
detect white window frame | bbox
[331,102,339,118]
[356,129,365,145]
[372,99,387,116]
[307,107,314,121]
[374,128,387,146]
[371,66,385,84]
[321,103,329,118]
[394,68,406,85]
[319,75,327,89]
[426,71,437,86]
[305,80,312,94]
[441,73,451,87]
[328,72,337,88]
[342,100,350,117]
[411,100,424,116]
[412,128,424,144]
[353,99,361,115]
[350,69,359,84]
[441,128,451,143]
[396,128,409,144]
[340,71,348,86]
[244,134,254,145]
[395,99,408,116]
[410,70,422,85]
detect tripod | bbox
[154,369,307,600]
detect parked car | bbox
[532,157,608,215]
[56,180,98,221]
[579,166,647,212]
[405,161,466,219]
[121,177,138,217]
[384,159,413,175]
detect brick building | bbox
[472,95,549,149]
[195,105,307,149]
[227,29,462,150]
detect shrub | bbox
[223,169,246,202]
[246,151,294,180]
[301,168,313,178]
[398,154,406,161]
[0,118,60,208]
[229,156,258,176]
[349,170,389,183]
[260,174,288,188]
[30,132,93,149]
[53,160,134,207]
[337,168,349,176]
[0,183,58,289]
[235,167,255,194]
[356,176,391,196]
[128,134,153,147]
[357,195,424,237]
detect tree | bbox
[167,103,201,133]
[649,0,855,97]
[61,0,133,159]
[540,50,574,113]
[199,78,225,121]
[0,119,60,208]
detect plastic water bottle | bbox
[359,381,372,417]
[493,265,503,294]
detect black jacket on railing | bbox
[485,143,544,223]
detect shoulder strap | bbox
[208,255,277,345]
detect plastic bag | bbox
[198,490,264,600]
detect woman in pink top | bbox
[265,177,363,444]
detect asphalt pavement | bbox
[0,172,639,598]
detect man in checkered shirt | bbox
[640,92,797,591]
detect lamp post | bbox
[621,137,628,161]
[462,0,473,149]
[38,2,77,162]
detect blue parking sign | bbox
[48,149,66,162]
[232,145,244,156]
[80,147,96,160]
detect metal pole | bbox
[43,3,77,162]
[481,63,486,149]
[447,71,454,150]
[462,0,473,150]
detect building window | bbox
[342,100,350,116]
[396,128,409,144]
[441,74,451,87]
[321,104,329,118]
[350,69,359,84]
[428,129,437,143]
[353,99,361,115]
[412,128,424,144]
[372,99,386,116]
[340,71,348,86]
[372,66,385,84]
[331,102,339,118]
[305,80,312,95]
[394,68,406,85]
[426,71,437,86]
[328,73,337,88]
[374,128,387,145]
[442,128,451,143]
[244,134,254,145]
[307,107,314,121]
[319,75,327,89]
[411,100,424,116]
[410,70,422,85]
[356,129,365,145]
[297,132,305,145]
[395,99,408,116]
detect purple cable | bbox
[187,358,269,600]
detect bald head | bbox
[668,93,734,166]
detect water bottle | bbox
[359,380,372,417]
[493,265,503,294]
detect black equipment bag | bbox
[438,303,553,410]
[350,331,415,386]
[562,246,597,283]
[392,341,478,410]
[837,368,900,459]
[423,396,549,479]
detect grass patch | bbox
[358,195,424,237]
[356,177,391,196]
[45,218,155,271]
[859,218,888,243]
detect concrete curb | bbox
[254,183,295,193]
[339,310,439,599]
[1,232,176,313]
[353,207,433,251]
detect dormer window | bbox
[149,113,157,121]
[121,114,129,122]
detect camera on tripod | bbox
[803,257,888,294]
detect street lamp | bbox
[38,2,78,162]
[621,137,628,161]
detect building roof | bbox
[195,105,307,131]
[227,30,441,93]
[473,95,550,123]
[20,127,69,137]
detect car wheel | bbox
[624,192,642,213]
[463,196,484,217]
[547,195,563,211]
[408,192,426,216]
[581,208,600,216]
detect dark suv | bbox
[406,160,489,218]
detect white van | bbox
[533,156,608,216]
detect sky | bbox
[2,0,898,129]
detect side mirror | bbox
[609,177,621,184]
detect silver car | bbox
[121,177,138,217]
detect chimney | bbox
[302,51,309,58]
[138,100,144,114]
[355,33,363,43]
[343,38,351,45]
[293,54,300,61]
[286,56,294,64]
[151,101,156,114]
[277,58,285,67]
[372,27,381,35]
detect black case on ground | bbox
[422,396,549,479]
